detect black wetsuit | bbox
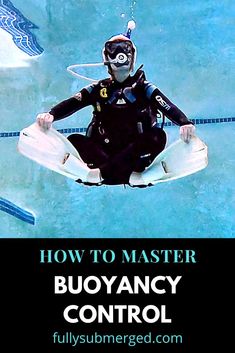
[50,68,193,185]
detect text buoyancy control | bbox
[54,275,182,324]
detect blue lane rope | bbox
[0,127,86,138]
[0,197,35,225]
[0,118,234,138]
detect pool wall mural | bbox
[0,0,43,67]
[0,0,44,56]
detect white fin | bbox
[17,123,90,181]
[129,136,208,186]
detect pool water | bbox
[0,0,234,238]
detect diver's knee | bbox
[151,129,167,149]
[67,133,85,144]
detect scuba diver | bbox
[36,21,196,187]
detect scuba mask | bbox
[66,21,136,83]
[104,40,134,65]
[103,21,136,82]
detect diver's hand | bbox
[180,124,195,143]
[36,112,54,130]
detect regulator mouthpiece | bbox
[109,52,128,64]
